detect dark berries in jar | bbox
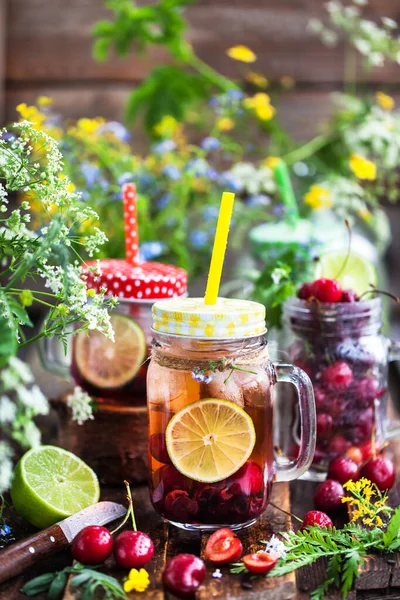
[322,361,353,390]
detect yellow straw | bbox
[204,192,235,305]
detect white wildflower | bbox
[8,357,34,385]
[0,441,13,493]
[212,569,223,579]
[16,384,49,415]
[264,535,287,558]
[0,396,16,423]
[23,422,41,448]
[382,17,397,30]
[271,268,288,285]
[67,386,95,425]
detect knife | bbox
[0,501,126,584]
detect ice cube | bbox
[203,370,244,407]
[234,366,271,408]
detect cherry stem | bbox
[269,501,303,523]
[334,219,352,281]
[371,430,377,461]
[110,481,137,534]
[358,287,400,303]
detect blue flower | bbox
[139,241,166,261]
[206,168,218,181]
[227,89,244,101]
[192,368,215,384]
[98,178,109,190]
[80,190,90,202]
[2,132,16,143]
[208,97,219,108]
[201,137,221,152]
[190,230,208,248]
[203,205,220,221]
[157,193,172,209]
[219,172,241,193]
[1,525,11,536]
[97,121,131,142]
[271,203,286,217]
[80,162,101,188]
[162,165,181,181]
[117,172,134,186]
[153,140,176,154]
[185,158,209,177]
[247,194,271,207]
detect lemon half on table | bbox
[165,398,256,484]
[75,314,146,389]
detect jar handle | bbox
[273,363,316,482]
[37,332,72,379]
[388,339,400,362]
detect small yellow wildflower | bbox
[16,103,46,128]
[86,289,96,298]
[349,154,377,180]
[246,72,268,89]
[217,117,235,131]
[376,91,395,111]
[264,156,281,169]
[304,185,333,210]
[37,96,53,107]
[154,115,178,137]
[76,117,105,135]
[124,568,150,593]
[244,93,276,121]
[226,45,257,63]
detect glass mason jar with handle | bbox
[283,296,400,480]
[147,297,316,531]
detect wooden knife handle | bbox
[0,524,67,584]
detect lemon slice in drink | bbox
[10,446,100,528]
[314,250,377,296]
[165,398,256,483]
[75,314,146,389]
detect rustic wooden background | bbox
[0,0,399,304]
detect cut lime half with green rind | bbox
[314,251,377,296]
[11,446,100,528]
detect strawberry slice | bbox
[205,528,243,564]
[243,552,278,575]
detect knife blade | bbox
[0,501,126,584]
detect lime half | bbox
[11,446,100,528]
[314,251,377,296]
[75,314,146,389]
[166,398,256,484]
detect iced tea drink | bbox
[147,298,316,531]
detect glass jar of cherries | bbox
[283,279,400,480]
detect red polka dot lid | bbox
[83,258,187,301]
[82,183,187,301]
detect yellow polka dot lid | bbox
[152,297,267,339]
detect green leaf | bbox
[21,573,54,595]
[0,316,18,367]
[92,37,112,62]
[48,571,68,600]
[8,297,33,327]
[383,506,400,549]
[341,548,364,597]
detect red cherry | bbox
[317,413,333,441]
[205,528,243,564]
[163,554,206,597]
[322,361,353,390]
[164,490,198,521]
[301,510,333,530]
[311,278,342,303]
[149,433,171,464]
[340,289,358,303]
[327,435,351,456]
[359,440,379,461]
[354,377,381,407]
[327,457,360,485]
[227,461,264,496]
[71,525,113,565]
[114,530,154,569]
[361,457,395,491]
[345,446,363,465]
[298,282,314,300]
[243,552,278,575]
[314,479,345,513]
[314,386,327,410]
[153,464,191,497]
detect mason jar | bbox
[283,297,400,479]
[146,297,316,531]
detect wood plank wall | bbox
[3,0,400,139]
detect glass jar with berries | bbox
[283,278,400,480]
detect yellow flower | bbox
[37,96,53,107]
[244,93,276,121]
[246,72,268,89]
[264,156,281,168]
[304,185,333,210]
[376,91,395,111]
[226,45,257,63]
[124,568,150,593]
[358,207,372,222]
[16,103,46,128]
[154,115,178,137]
[349,154,377,180]
[76,117,105,135]
[217,117,235,131]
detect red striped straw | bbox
[122,183,140,265]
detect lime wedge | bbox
[75,314,146,389]
[314,251,377,296]
[165,398,256,484]
[11,446,100,528]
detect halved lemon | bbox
[75,314,146,389]
[165,398,256,483]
